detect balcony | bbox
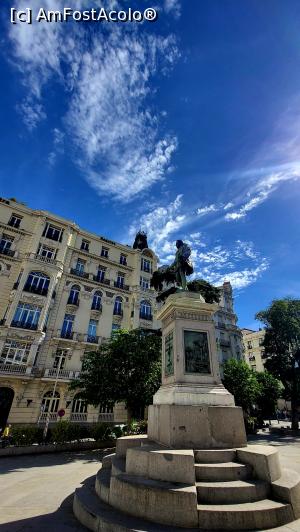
[0,363,27,375]
[113,309,123,317]
[86,335,99,344]
[98,412,114,422]
[27,252,58,265]
[70,268,89,279]
[220,339,231,348]
[11,320,38,331]
[39,412,58,423]
[91,303,102,312]
[70,413,88,422]
[43,368,80,380]
[0,247,15,257]
[23,284,48,296]
[93,275,110,286]
[60,330,75,340]
[139,313,153,321]
[67,297,79,306]
[114,281,129,291]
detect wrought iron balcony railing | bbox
[11,320,38,330]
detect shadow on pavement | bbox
[0,448,113,475]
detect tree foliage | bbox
[223,359,261,412]
[256,298,300,429]
[255,371,282,419]
[71,328,161,420]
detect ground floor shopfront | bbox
[0,373,127,430]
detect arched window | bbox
[24,271,50,296]
[71,394,87,413]
[68,284,80,305]
[91,291,102,311]
[140,300,152,320]
[42,391,60,413]
[113,296,123,316]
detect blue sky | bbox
[1,0,300,328]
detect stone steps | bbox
[196,479,269,504]
[197,499,294,530]
[195,461,252,481]
[194,449,237,463]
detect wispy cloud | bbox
[196,204,218,216]
[48,128,65,166]
[225,163,300,221]
[8,0,179,202]
[129,195,269,289]
[164,0,181,18]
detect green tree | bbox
[256,371,282,421]
[256,298,300,430]
[71,328,161,422]
[222,359,261,413]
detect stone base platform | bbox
[73,435,300,531]
[148,404,247,448]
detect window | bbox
[75,259,85,275]
[42,391,60,413]
[141,257,151,273]
[92,291,102,311]
[61,314,75,339]
[113,296,123,316]
[24,271,50,296]
[81,239,90,252]
[111,323,121,335]
[68,284,80,305]
[259,337,264,346]
[247,340,253,350]
[87,319,98,342]
[0,234,14,255]
[140,300,152,320]
[0,340,31,365]
[96,266,106,283]
[140,277,149,290]
[53,349,67,369]
[115,272,125,288]
[99,404,113,414]
[101,246,109,258]
[8,214,22,228]
[12,303,41,330]
[42,222,63,242]
[72,394,87,413]
[37,244,56,260]
[120,254,127,265]
[251,365,257,371]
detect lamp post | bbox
[43,352,64,440]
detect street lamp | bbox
[43,351,65,440]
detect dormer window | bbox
[8,214,22,228]
[81,239,90,252]
[42,222,63,242]
[101,246,109,258]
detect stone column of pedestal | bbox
[148,291,247,449]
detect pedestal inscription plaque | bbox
[184,330,211,374]
[164,330,174,376]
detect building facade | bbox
[0,198,159,428]
[241,328,266,372]
[0,197,243,428]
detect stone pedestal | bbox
[148,292,246,448]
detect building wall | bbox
[0,198,158,427]
[241,328,266,372]
[214,281,244,372]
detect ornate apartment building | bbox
[0,198,159,428]
[241,328,266,372]
[0,197,243,428]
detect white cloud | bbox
[196,204,218,216]
[225,164,300,221]
[8,0,179,202]
[164,0,181,17]
[48,127,65,166]
[202,260,269,290]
